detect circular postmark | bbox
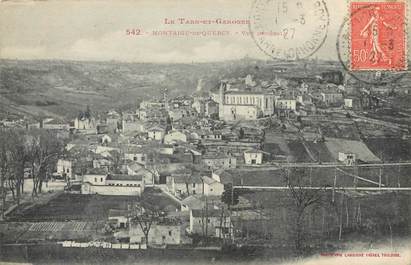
[336,3,408,85]
[249,0,330,61]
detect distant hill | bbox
[0,60,231,120]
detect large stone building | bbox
[81,171,145,196]
[218,82,275,121]
[73,107,96,130]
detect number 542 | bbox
[126,29,141,35]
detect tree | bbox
[0,129,12,219]
[0,129,24,217]
[239,127,245,139]
[284,168,326,255]
[108,150,122,171]
[130,206,160,245]
[26,129,63,197]
[221,184,240,208]
[183,174,191,196]
[7,130,30,206]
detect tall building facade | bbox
[218,82,275,121]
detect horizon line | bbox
[0,57,340,65]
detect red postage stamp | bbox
[350,1,407,70]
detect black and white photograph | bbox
[0,0,410,264]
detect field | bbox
[228,165,411,188]
[236,190,411,247]
[2,188,180,243]
[364,138,411,161]
[0,220,103,243]
[319,122,361,140]
[7,193,139,221]
[303,141,334,162]
[287,141,313,162]
[20,221,102,242]
[7,188,180,222]
[324,138,381,162]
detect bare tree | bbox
[26,129,63,197]
[0,129,12,219]
[184,174,191,196]
[284,168,326,255]
[108,150,122,171]
[130,206,160,245]
[7,130,30,206]
[0,129,26,217]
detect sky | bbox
[0,0,409,63]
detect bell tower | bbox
[218,81,226,120]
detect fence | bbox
[59,240,147,250]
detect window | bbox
[94,178,97,182]
[134,157,137,161]
[169,231,172,236]
[100,177,103,182]
[192,183,195,188]
[67,169,70,173]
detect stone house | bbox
[164,130,187,144]
[129,218,189,245]
[202,153,237,170]
[189,209,233,238]
[243,149,265,165]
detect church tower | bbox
[218,81,226,120]
[163,88,169,111]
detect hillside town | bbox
[1,68,411,261]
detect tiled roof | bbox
[191,209,227,218]
[108,209,128,218]
[106,174,143,181]
[85,168,107,175]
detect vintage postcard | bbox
[0,0,410,265]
